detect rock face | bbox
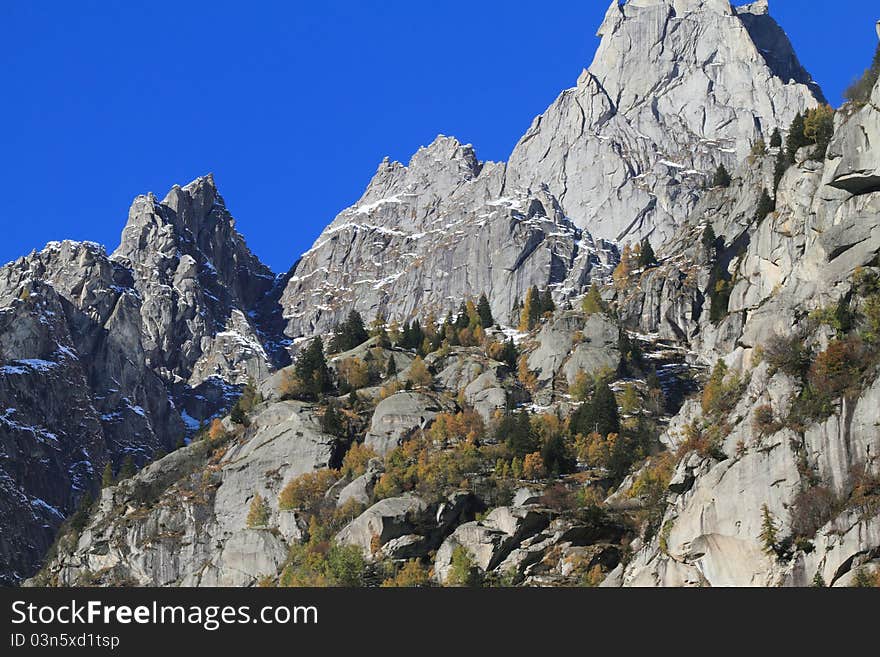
[281,1,821,339]
[281,137,617,337]
[827,81,880,195]
[0,242,182,585]
[9,3,880,591]
[0,176,286,584]
[30,399,337,587]
[613,70,880,588]
[113,175,287,393]
[506,0,820,247]
[528,311,620,386]
[364,391,453,456]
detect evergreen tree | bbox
[701,224,717,260]
[230,403,248,426]
[399,320,425,351]
[618,330,644,376]
[540,288,556,315]
[70,492,94,533]
[528,285,542,328]
[294,336,331,400]
[386,353,397,377]
[455,302,470,330]
[773,147,788,192]
[119,455,136,480]
[499,337,518,370]
[476,293,494,328]
[759,504,779,556]
[637,238,657,269]
[502,410,539,459]
[101,462,114,488]
[812,571,826,588]
[785,112,808,163]
[570,381,620,438]
[755,188,775,223]
[769,127,782,148]
[541,432,575,476]
[321,404,345,437]
[712,164,731,188]
[329,310,370,353]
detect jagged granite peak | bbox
[505,0,821,247]
[0,240,183,585]
[281,136,617,338]
[112,175,284,388]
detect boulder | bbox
[364,391,452,456]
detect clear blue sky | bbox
[1,1,877,273]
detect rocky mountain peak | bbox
[355,135,483,213]
[507,0,821,247]
[111,176,284,393]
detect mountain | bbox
[506,0,821,247]
[0,179,284,584]
[7,2,880,588]
[112,175,289,417]
[281,136,616,337]
[281,0,821,339]
[0,241,182,584]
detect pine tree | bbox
[591,381,621,437]
[476,293,494,328]
[701,224,717,260]
[712,164,731,188]
[773,147,788,192]
[119,455,135,480]
[70,491,94,533]
[812,571,826,588]
[329,310,370,353]
[759,504,779,556]
[540,288,556,315]
[386,354,397,377]
[769,127,782,148]
[755,188,775,223]
[294,337,331,400]
[455,302,470,330]
[541,432,575,476]
[505,410,539,458]
[321,404,345,437]
[638,238,657,269]
[785,112,808,163]
[499,337,518,370]
[570,381,620,439]
[101,462,114,488]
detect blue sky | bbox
[1,1,877,273]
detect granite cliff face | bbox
[507,0,820,246]
[0,179,287,584]
[281,136,617,337]
[0,241,182,584]
[113,175,287,393]
[607,65,880,587]
[7,3,880,588]
[281,0,821,339]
